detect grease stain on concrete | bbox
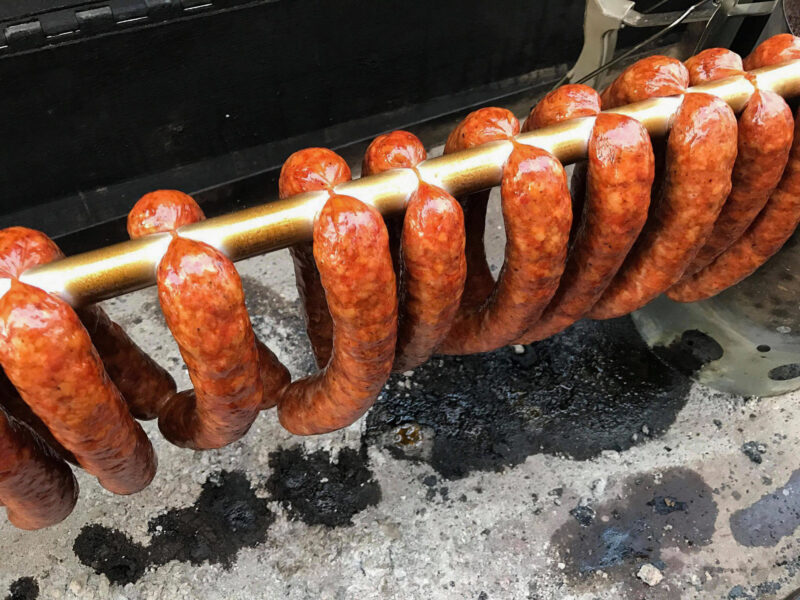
[72,471,274,585]
[730,469,800,548]
[4,578,38,600]
[551,467,717,590]
[364,316,693,479]
[266,446,381,527]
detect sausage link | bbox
[128,190,289,442]
[589,93,738,319]
[363,131,466,371]
[444,108,520,314]
[743,33,800,71]
[519,113,654,342]
[279,149,352,368]
[1,371,76,464]
[0,226,176,420]
[277,194,397,435]
[678,49,794,277]
[439,141,572,354]
[0,281,156,494]
[1,407,78,530]
[522,84,601,132]
[600,56,690,109]
[685,48,744,84]
[668,113,800,301]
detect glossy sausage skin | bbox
[0,371,76,464]
[589,93,738,319]
[439,142,572,354]
[743,34,800,71]
[679,50,794,276]
[127,192,290,411]
[668,113,800,301]
[278,195,397,435]
[519,113,653,342]
[279,149,351,368]
[600,55,690,109]
[0,281,156,494]
[685,48,743,85]
[1,407,78,530]
[522,84,601,132]
[0,226,176,420]
[363,131,466,371]
[155,237,264,448]
[444,108,520,314]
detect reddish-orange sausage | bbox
[600,56,690,109]
[678,50,794,277]
[279,149,352,368]
[743,33,800,71]
[128,191,289,411]
[0,372,76,464]
[522,84,601,132]
[519,113,654,342]
[362,131,466,371]
[685,48,744,84]
[0,226,176,421]
[278,194,397,435]
[443,108,520,316]
[0,280,156,494]
[1,407,78,530]
[439,137,572,352]
[128,191,288,447]
[669,47,800,302]
[589,93,738,319]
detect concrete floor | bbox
[2,168,800,600]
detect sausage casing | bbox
[1,407,78,530]
[743,33,800,71]
[278,195,397,435]
[600,56,689,109]
[589,93,738,319]
[279,149,352,368]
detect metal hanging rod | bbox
[4,59,800,307]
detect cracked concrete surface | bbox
[2,180,800,600]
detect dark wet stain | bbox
[240,275,315,376]
[742,441,767,464]
[551,468,717,591]
[769,364,800,381]
[266,446,381,527]
[4,578,38,600]
[730,469,800,548]
[364,316,693,479]
[73,471,274,585]
[652,329,724,376]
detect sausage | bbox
[439,145,572,353]
[128,190,288,446]
[1,407,78,530]
[685,48,744,84]
[677,50,794,277]
[444,108,520,315]
[600,55,690,109]
[519,113,654,342]
[0,280,156,494]
[743,33,800,71]
[362,131,466,371]
[668,48,800,303]
[0,370,76,464]
[0,226,176,421]
[522,84,601,132]
[277,194,397,435]
[589,93,738,319]
[279,149,352,368]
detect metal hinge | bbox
[0,0,252,54]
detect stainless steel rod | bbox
[4,59,800,307]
